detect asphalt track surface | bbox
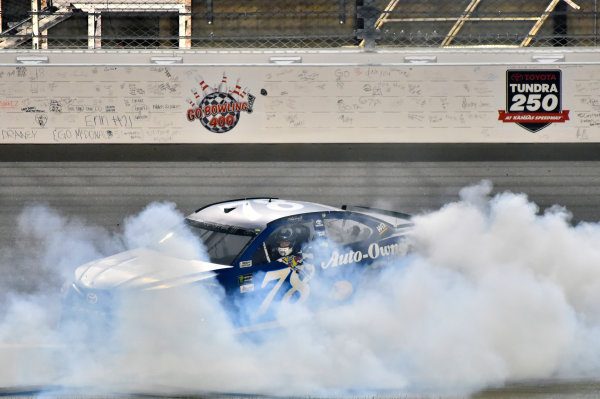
[2,143,600,398]
[2,143,600,244]
[2,381,600,398]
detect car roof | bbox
[186,198,341,230]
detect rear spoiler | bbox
[342,205,412,228]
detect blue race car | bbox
[64,198,412,329]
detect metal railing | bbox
[1,0,597,50]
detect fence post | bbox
[40,0,48,49]
[88,9,101,49]
[206,0,214,24]
[339,0,346,25]
[31,0,40,49]
[179,0,192,49]
[355,0,381,50]
[553,1,568,46]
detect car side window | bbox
[251,240,270,265]
[251,219,314,265]
[323,217,373,246]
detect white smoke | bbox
[2,184,600,396]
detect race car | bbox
[63,198,412,330]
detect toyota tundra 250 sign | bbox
[498,70,570,133]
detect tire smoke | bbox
[2,183,600,396]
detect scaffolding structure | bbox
[370,0,581,47]
[0,0,592,50]
[0,0,191,49]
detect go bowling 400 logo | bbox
[186,73,256,133]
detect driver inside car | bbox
[269,225,316,282]
[273,227,304,271]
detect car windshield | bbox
[185,220,255,265]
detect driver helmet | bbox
[275,227,296,257]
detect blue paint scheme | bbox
[63,198,412,330]
[188,199,412,325]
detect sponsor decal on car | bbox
[238,273,255,293]
[320,241,407,269]
[238,273,253,285]
[498,70,570,133]
[239,260,253,268]
[277,255,303,269]
[185,73,256,133]
[240,284,254,294]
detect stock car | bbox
[63,198,412,329]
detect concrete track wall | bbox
[1,49,600,144]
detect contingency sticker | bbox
[498,70,570,133]
[238,273,254,293]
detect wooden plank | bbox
[442,0,482,47]
[521,0,561,47]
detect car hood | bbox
[74,248,231,290]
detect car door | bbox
[321,212,409,271]
[230,214,325,321]
[319,212,390,266]
[227,212,397,323]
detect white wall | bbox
[0,48,599,143]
